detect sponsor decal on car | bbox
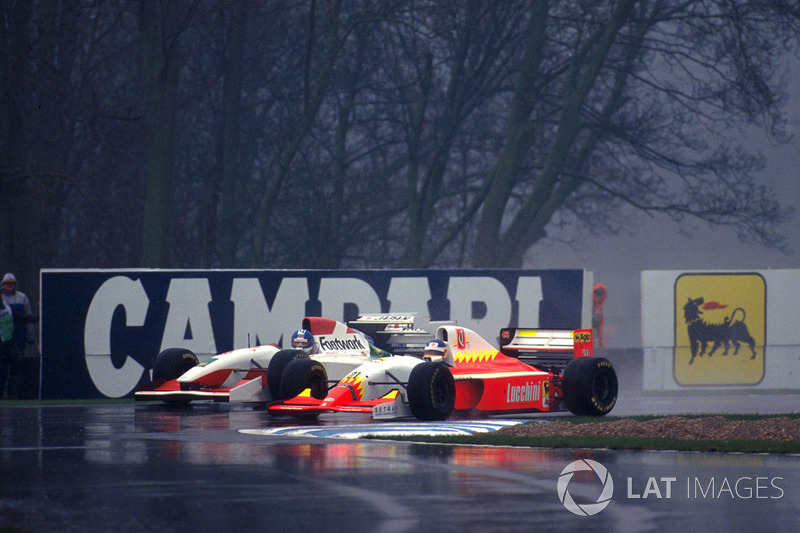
[453,349,498,364]
[318,335,367,352]
[506,381,541,404]
[338,370,367,400]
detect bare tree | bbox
[248,0,346,267]
[215,0,247,267]
[471,0,794,267]
[2,0,796,284]
[139,0,184,266]
[389,2,532,267]
[0,2,32,275]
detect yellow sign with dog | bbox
[674,273,765,386]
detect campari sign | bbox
[40,269,589,399]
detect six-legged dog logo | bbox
[683,297,757,365]
[674,273,765,386]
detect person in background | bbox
[592,283,607,349]
[0,288,17,399]
[1,273,34,358]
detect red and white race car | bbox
[135,315,618,421]
[134,314,443,404]
[269,325,618,420]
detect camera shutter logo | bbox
[557,459,614,516]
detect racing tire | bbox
[267,349,308,400]
[407,362,456,421]
[152,348,199,381]
[279,358,329,401]
[561,357,618,416]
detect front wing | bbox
[267,389,410,419]
[134,377,270,404]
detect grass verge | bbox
[386,433,800,454]
[380,414,800,454]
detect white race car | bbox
[134,314,442,404]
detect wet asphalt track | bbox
[2,391,800,533]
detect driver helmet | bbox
[290,329,315,354]
[423,339,448,361]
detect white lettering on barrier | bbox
[448,277,512,338]
[231,277,308,349]
[81,274,547,398]
[318,277,381,319]
[517,276,543,329]
[161,279,217,356]
[83,276,148,398]
[386,277,431,315]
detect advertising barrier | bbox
[40,269,591,399]
[642,269,800,390]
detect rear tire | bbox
[268,349,308,400]
[279,358,328,400]
[561,357,618,416]
[152,348,198,381]
[407,362,455,421]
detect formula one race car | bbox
[269,325,618,420]
[134,314,443,404]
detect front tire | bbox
[152,348,198,381]
[279,358,328,400]
[561,357,618,416]
[407,362,455,421]
[268,349,308,400]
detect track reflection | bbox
[0,403,798,533]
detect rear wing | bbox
[348,313,455,355]
[499,328,593,373]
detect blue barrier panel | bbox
[40,269,587,399]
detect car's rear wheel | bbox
[561,357,618,416]
[279,358,328,401]
[152,348,198,381]
[268,349,308,400]
[407,362,455,421]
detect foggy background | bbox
[535,109,800,347]
[2,1,798,350]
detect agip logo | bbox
[674,273,766,386]
[557,459,614,516]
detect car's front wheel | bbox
[152,348,198,382]
[267,349,308,400]
[279,358,328,401]
[407,362,455,421]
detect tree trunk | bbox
[0,3,31,273]
[473,1,548,267]
[217,1,247,267]
[474,0,636,267]
[139,0,181,267]
[250,0,342,267]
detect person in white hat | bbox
[0,296,19,400]
[1,273,34,355]
[0,275,22,399]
